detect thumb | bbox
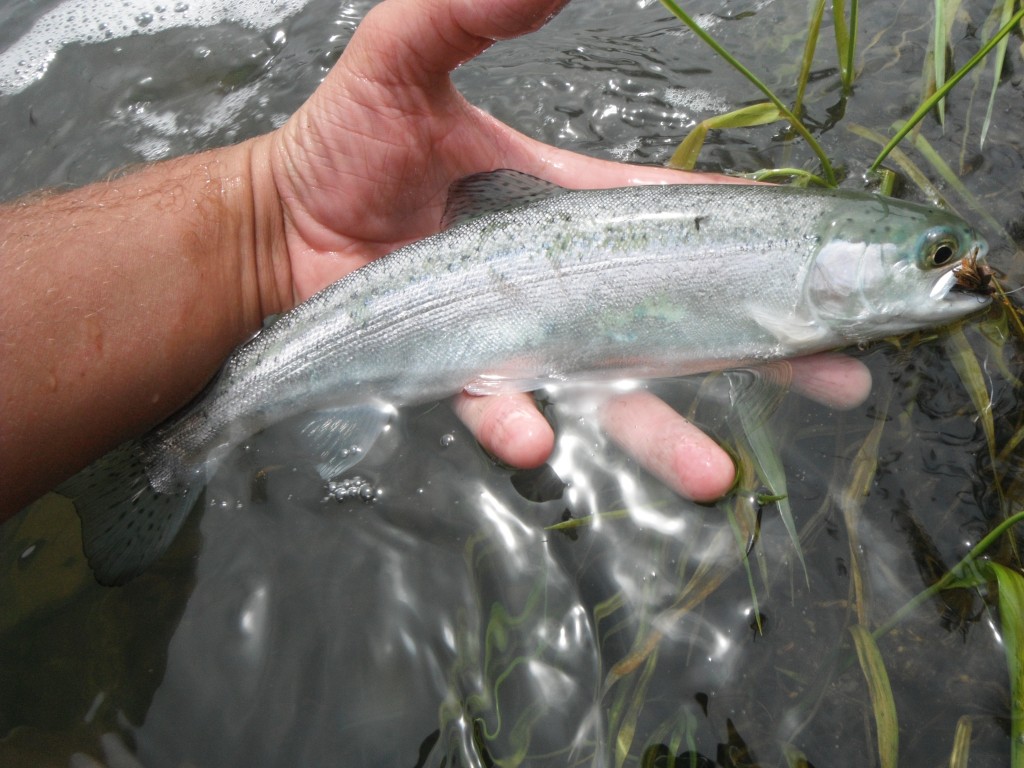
[344,0,569,84]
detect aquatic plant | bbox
[563,2,1024,767]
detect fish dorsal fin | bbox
[441,169,570,229]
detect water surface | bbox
[2,0,1023,766]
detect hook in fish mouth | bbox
[951,244,995,296]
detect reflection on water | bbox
[2,0,1023,765]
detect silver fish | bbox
[60,170,991,584]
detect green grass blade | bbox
[846,0,858,87]
[933,0,947,126]
[782,743,814,768]
[980,0,1015,148]
[726,503,764,633]
[832,0,858,88]
[872,510,1024,640]
[987,563,1024,768]
[870,4,1024,172]
[727,365,808,584]
[946,325,1005,507]
[949,715,973,768]
[668,102,783,170]
[735,411,806,585]
[895,122,1008,234]
[658,0,837,185]
[613,649,660,768]
[847,122,947,202]
[850,624,900,768]
[852,118,1011,237]
[840,394,890,625]
[742,167,831,185]
[794,0,827,115]
[832,0,850,86]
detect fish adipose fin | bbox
[58,441,200,586]
[296,403,393,480]
[441,169,570,229]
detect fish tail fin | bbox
[58,440,200,586]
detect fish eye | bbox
[931,241,957,266]
[920,227,961,268]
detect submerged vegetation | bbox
[562,1,1024,766]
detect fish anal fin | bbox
[296,403,393,480]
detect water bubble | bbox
[325,475,379,504]
[173,1,189,11]
[134,12,153,27]
[440,433,456,448]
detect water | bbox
[2,0,1023,765]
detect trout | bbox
[61,170,991,584]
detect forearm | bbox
[0,136,288,516]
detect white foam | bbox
[0,0,311,95]
[663,86,729,114]
[607,137,641,161]
[125,81,263,160]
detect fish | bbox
[59,170,992,585]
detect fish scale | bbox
[60,170,991,585]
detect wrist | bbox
[239,134,295,322]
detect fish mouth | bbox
[930,244,994,310]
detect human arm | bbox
[0,145,283,513]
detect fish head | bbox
[805,198,991,342]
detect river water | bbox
[1,0,1023,766]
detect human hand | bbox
[257,0,872,502]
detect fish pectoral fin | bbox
[296,403,394,480]
[748,306,829,348]
[441,169,569,229]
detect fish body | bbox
[62,171,991,584]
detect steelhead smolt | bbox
[59,170,992,585]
